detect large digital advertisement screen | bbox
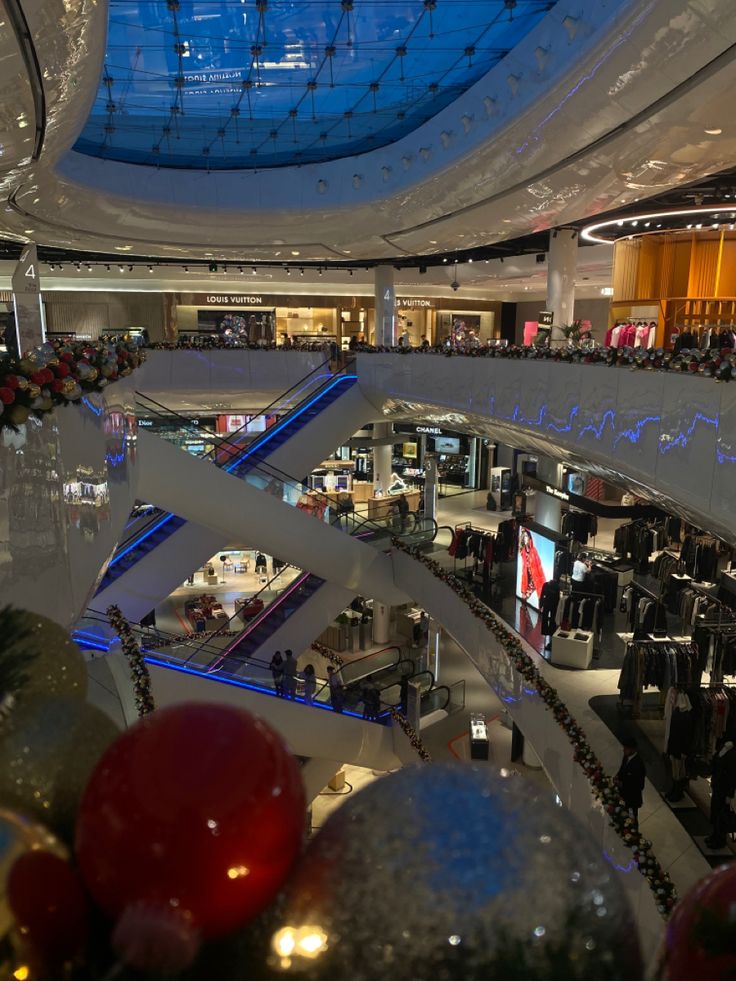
[516,526,556,610]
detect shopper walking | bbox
[397,492,410,534]
[615,736,646,829]
[283,649,298,699]
[361,675,380,721]
[270,651,284,697]
[327,666,345,713]
[302,664,316,706]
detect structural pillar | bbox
[534,456,564,534]
[423,453,438,524]
[372,599,391,645]
[11,244,45,356]
[372,421,393,496]
[374,265,396,347]
[546,228,578,346]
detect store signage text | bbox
[205,295,263,304]
[416,425,442,435]
[396,297,435,308]
[544,483,570,502]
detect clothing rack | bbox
[618,638,702,716]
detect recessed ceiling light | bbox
[291,250,300,256]
[705,128,722,135]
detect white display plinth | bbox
[551,628,593,669]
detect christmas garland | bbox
[0,336,145,431]
[391,538,677,917]
[389,706,432,762]
[106,605,156,717]
[310,640,345,669]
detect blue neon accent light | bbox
[107,374,356,570]
[144,654,388,722]
[74,1,557,169]
[223,374,356,473]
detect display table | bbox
[235,596,264,620]
[366,489,421,522]
[551,628,593,669]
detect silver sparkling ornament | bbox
[272,765,642,980]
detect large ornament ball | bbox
[0,696,119,841]
[0,808,67,941]
[0,608,87,713]
[657,863,736,979]
[75,703,305,939]
[271,766,642,981]
[8,850,89,968]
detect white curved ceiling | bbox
[0,0,735,260]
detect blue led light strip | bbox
[223,374,357,473]
[144,653,384,722]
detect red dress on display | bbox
[519,532,546,602]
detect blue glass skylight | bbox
[74,0,557,169]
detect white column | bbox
[12,244,45,355]
[535,457,564,533]
[423,454,438,524]
[372,599,391,644]
[547,229,578,346]
[372,421,393,496]
[374,265,396,346]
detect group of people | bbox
[269,649,316,702]
[268,649,383,719]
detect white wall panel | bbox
[357,354,736,543]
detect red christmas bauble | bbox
[8,850,89,967]
[75,703,305,938]
[660,863,736,979]
[0,387,15,405]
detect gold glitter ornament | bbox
[0,696,119,842]
[0,609,87,715]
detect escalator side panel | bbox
[148,660,403,770]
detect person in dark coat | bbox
[270,651,284,697]
[705,738,736,849]
[615,736,646,828]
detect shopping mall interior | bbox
[1,0,736,977]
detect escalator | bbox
[104,388,438,669]
[96,361,354,594]
[172,501,437,673]
[79,616,458,769]
[92,362,380,618]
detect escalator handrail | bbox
[81,610,405,691]
[135,361,353,473]
[132,386,439,561]
[182,565,311,661]
[115,358,342,554]
[81,609,276,670]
